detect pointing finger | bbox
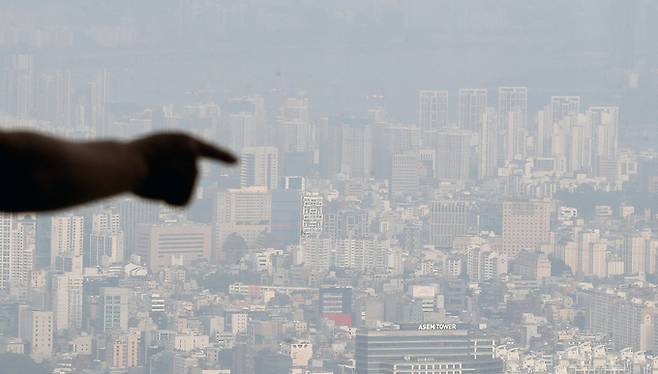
[194,139,238,163]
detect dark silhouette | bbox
[0,131,237,212]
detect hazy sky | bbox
[3,0,658,121]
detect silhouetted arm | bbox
[0,131,237,212]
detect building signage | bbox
[417,323,458,331]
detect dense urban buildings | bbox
[1,1,658,374]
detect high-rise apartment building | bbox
[300,192,323,241]
[501,201,552,258]
[52,273,84,332]
[50,215,84,272]
[497,86,528,130]
[0,214,35,295]
[478,108,499,179]
[458,88,487,132]
[240,146,279,190]
[418,90,449,132]
[5,54,35,118]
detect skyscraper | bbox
[51,273,84,332]
[390,150,420,198]
[300,192,323,241]
[434,130,472,181]
[0,214,35,295]
[429,201,467,248]
[240,146,279,190]
[590,106,619,180]
[458,88,488,132]
[50,215,84,272]
[498,86,527,130]
[478,108,499,179]
[501,201,552,258]
[418,90,449,132]
[5,54,35,118]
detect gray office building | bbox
[355,323,502,374]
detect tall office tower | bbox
[300,234,332,271]
[390,150,420,198]
[372,121,422,179]
[458,88,488,131]
[567,115,594,174]
[135,223,212,271]
[340,120,373,180]
[87,69,111,133]
[478,108,499,179]
[622,231,658,275]
[5,54,35,118]
[50,215,85,272]
[429,201,467,248]
[277,97,313,153]
[99,287,130,333]
[215,187,272,258]
[0,214,35,295]
[51,273,83,332]
[227,112,257,152]
[498,86,527,129]
[589,106,620,180]
[588,288,654,351]
[117,198,160,257]
[355,324,502,374]
[300,192,323,241]
[550,96,580,123]
[35,70,72,126]
[19,310,54,359]
[501,201,552,258]
[434,130,472,181]
[418,90,449,132]
[271,188,303,247]
[240,146,279,190]
[335,236,387,272]
[224,95,266,150]
[501,110,527,164]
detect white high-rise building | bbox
[50,215,84,271]
[418,90,449,132]
[335,236,387,272]
[300,192,323,241]
[478,108,499,179]
[240,146,279,190]
[52,273,84,332]
[0,214,35,295]
[458,88,488,132]
[590,106,619,180]
[301,235,332,271]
